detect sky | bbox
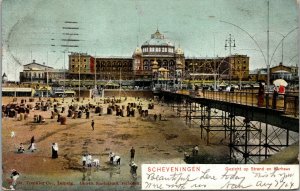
[1,0,299,81]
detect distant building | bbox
[248,62,298,84]
[20,60,52,83]
[20,60,67,84]
[185,54,250,82]
[66,30,249,88]
[270,62,298,83]
[133,29,185,87]
[249,68,267,82]
[15,30,251,89]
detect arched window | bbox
[162,60,168,68]
[143,60,149,70]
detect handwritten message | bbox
[141,164,299,190]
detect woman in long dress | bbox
[52,143,58,159]
[257,82,265,107]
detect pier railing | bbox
[191,90,299,117]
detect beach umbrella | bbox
[273,79,288,87]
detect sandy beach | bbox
[2,96,228,190]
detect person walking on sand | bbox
[129,161,138,178]
[91,120,94,130]
[87,154,92,167]
[27,136,35,150]
[195,145,199,155]
[130,147,135,161]
[154,114,157,121]
[82,154,87,167]
[52,143,58,159]
[30,142,36,152]
[193,145,199,156]
[109,152,115,164]
[10,169,20,189]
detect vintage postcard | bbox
[1,0,299,190]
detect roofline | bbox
[24,63,54,69]
[95,56,133,59]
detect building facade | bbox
[20,60,67,84]
[249,63,298,84]
[270,62,298,83]
[14,30,251,89]
[20,60,53,83]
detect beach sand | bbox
[2,96,228,190]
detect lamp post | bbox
[225,34,236,85]
[63,51,66,98]
[267,0,270,93]
[94,53,97,90]
[78,52,81,98]
[220,20,267,82]
[189,61,196,89]
[46,51,49,97]
[269,27,298,66]
[225,34,236,56]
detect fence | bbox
[200,90,299,117]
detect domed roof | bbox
[142,29,174,47]
[133,47,142,56]
[175,47,184,55]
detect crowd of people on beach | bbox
[4,96,169,189]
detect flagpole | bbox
[79,53,81,98]
[46,51,49,97]
[94,52,97,90]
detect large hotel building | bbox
[19,29,254,88]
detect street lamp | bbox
[225,34,236,86]
[225,34,236,56]
[269,28,298,66]
[78,52,81,98]
[46,51,49,97]
[221,1,297,93]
